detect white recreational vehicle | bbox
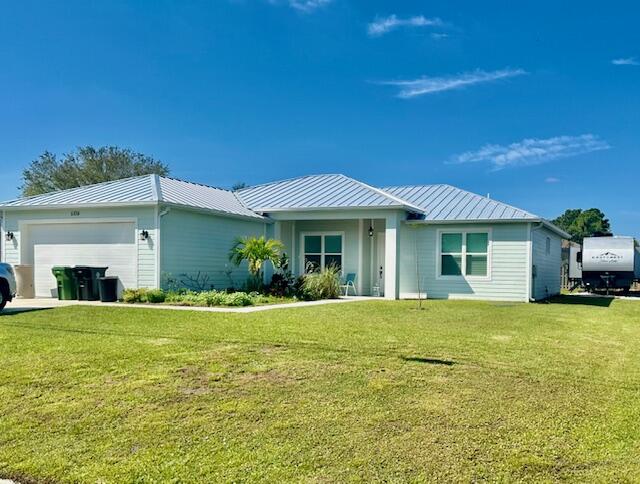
[570,236,640,292]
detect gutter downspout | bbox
[156,206,171,288]
[528,221,544,301]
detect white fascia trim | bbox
[406,217,569,239]
[406,218,536,225]
[252,205,409,213]
[0,201,158,211]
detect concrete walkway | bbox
[2,296,373,314]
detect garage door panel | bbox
[28,223,138,298]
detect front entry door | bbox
[376,235,385,296]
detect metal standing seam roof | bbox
[0,175,156,207]
[383,184,539,221]
[236,174,424,212]
[0,175,264,219]
[158,176,262,219]
[0,173,565,232]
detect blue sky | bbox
[1,0,638,236]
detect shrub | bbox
[168,291,205,306]
[223,292,254,306]
[269,272,295,297]
[200,291,226,306]
[145,289,166,303]
[122,288,148,303]
[299,265,341,300]
[138,289,258,307]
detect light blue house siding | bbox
[272,217,385,296]
[531,227,562,300]
[1,174,567,302]
[1,206,158,289]
[159,207,267,291]
[399,223,531,302]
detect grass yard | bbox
[1,297,639,482]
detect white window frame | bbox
[300,231,345,274]
[436,228,492,281]
[545,236,551,256]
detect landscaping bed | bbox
[122,262,344,308]
[121,288,296,307]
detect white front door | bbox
[376,235,385,296]
[26,222,137,297]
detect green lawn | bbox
[1,297,639,482]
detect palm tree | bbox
[228,236,285,279]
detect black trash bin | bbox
[72,266,95,301]
[98,276,119,302]
[72,266,108,301]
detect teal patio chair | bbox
[341,273,357,296]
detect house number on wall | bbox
[70,210,80,216]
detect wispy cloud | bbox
[450,134,611,170]
[379,68,526,99]
[368,15,445,37]
[267,0,332,13]
[612,57,639,66]
[545,177,560,183]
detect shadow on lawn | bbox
[547,295,613,308]
[401,356,455,366]
[0,307,54,316]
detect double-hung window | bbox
[439,230,490,278]
[302,233,343,273]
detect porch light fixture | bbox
[368,226,374,237]
[139,230,149,241]
[5,231,14,242]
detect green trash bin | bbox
[51,266,77,300]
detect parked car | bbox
[0,263,17,311]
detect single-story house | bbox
[0,174,568,301]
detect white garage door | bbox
[27,222,137,298]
